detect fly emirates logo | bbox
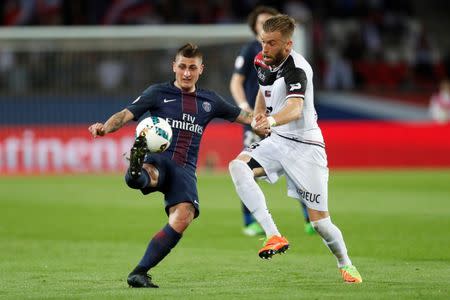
[166,113,204,135]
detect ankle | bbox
[130,265,148,275]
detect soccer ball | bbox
[136,116,173,153]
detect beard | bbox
[264,50,286,67]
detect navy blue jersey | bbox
[233,39,261,109]
[126,81,240,173]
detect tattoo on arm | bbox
[239,109,253,120]
[104,110,128,133]
[235,109,254,125]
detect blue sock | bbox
[301,202,310,223]
[125,169,150,189]
[242,202,254,226]
[133,224,182,274]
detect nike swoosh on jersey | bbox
[163,98,177,103]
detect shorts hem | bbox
[165,200,200,219]
[241,150,279,183]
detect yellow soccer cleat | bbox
[258,235,289,259]
[340,265,362,283]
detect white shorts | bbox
[242,133,329,211]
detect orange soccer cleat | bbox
[258,235,289,259]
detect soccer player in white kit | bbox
[228,15,362,283]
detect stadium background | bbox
[0,1,449,299]
[1,0,449,173]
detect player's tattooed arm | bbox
[235,109,254,125]
[235,110,270,137]
[89,109,134,138]
[103,109,134,134]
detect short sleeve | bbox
[213,93,241,122]
[284,68,307,100]
[233,43,255,77]
[126,86,158,120]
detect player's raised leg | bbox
[308,209,362,283]
[125,133,164,192]
[229,155,289,259]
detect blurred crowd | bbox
[1,0,450,100]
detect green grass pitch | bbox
[1,170,449,299]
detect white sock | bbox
[229,160,280,237]
[311,217,352,268]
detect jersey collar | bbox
[170,80,197,94]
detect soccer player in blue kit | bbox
[88,43,256,288]
[230,6,314,236]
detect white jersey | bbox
[254,49,324,147]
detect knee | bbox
[308,210,330,223]
[229,159,251,178]
[125,172,144,189]
[169,203,195,232]
[142,164,160,187]
[228,159,240,175]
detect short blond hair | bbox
[262,15,296,39]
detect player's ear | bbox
[172,61,177,73]
[286,39,293,50]
[198,64,204,75]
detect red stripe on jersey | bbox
[254,52,269,69]
[172,130,194,166]
[172,92,197,166]
[182,92,198,114]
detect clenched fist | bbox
[88,122,106,138]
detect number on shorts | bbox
[244,131,261,148]
[248,142,260,150]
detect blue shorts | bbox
[140,153,200,218]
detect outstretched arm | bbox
[234,109,253,125]
[253,97,303,129]
[235,109,269,138]
[88,108,134,138]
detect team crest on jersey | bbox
[202,101,211,112]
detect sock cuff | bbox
[311,216,331,226]
[163,223,182,239]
